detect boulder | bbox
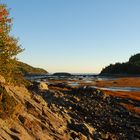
[38,82,49,91]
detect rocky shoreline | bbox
[30,82,140,139]
[0,76,140,140]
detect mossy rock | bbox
[0,85,17,119]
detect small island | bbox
[53,72,72,76]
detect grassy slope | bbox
[16,61,48,75]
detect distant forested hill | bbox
[100,53,140,75]
[16,61,48,75]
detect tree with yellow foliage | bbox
[0,3,23,82]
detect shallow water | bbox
[25,75,140,92]
[92,86,140,92]
[68,82,79,87]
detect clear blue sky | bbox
[4,0,140,73]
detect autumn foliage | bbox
[0,4,23,82]
[0,6,11,33]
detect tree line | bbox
[100,54,140,75]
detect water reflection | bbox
[92,86,140,92]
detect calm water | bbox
[92,86,140,92]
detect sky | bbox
[3,0,140,73]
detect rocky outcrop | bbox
[0,76,71,140]
[28,82,49,93]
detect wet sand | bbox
[95,77,140,87]
[95,77,140,100]
[103,90,140,101]
[96,77,140,114]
